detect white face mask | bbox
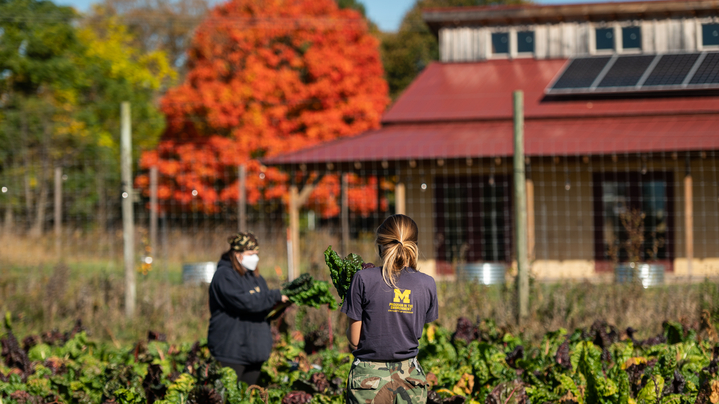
[241,254,259,271]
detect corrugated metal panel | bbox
[264,115,719,165]
[381,60,719,123]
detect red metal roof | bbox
[265,59,719,165]
[266,114,719,164]
[381,60,719,124]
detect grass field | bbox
[3,260,719,346]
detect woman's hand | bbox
[281,295,290,303]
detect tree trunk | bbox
[22,112,33,231]
[96,166,107,233]
[30,160,48,237]
[30,116,51,238]
[3,205,13,235]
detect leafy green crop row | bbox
[1,316,718,404]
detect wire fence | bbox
[1,134,718,284]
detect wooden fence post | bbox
[342,173,350,255]
[238,165,246,232]
[395,182,406,215]
[121,102,135,318]
[289,185,300,281]
[54,167,62,254]
[685,156,693,280]
[513,91,529,324]
[150,166,158,259]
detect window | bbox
[491,32,509,55]
[517,31,535,53]
[596,27,615,51]
[622,26,641,50]
[703,23,719,47]
[434,176,512,265]
[593,172,674,265]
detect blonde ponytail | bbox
[376,215,420,288]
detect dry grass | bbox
[436,279,719,340]
[1,231,718,344]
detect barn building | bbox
[266,0,719,281]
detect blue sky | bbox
[56,0,639,32]
[362,0,636,31]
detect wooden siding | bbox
[439,18,713,62]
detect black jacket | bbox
[207,255,282,365]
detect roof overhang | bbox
[263,114,719,171]
[423,0,719,34]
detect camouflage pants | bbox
[346,357,428,404]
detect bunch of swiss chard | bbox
[281,273,338,310]
[324,246,373,304]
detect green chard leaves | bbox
[282,273,338,310]
[324,246,369,304]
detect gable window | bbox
[703,23,719,47]
[491,32,509,55]
[596,27,615,51]
[622,26,641,50]
[517,31,535,53]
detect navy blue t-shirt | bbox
[341,266,438,361]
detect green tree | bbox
[0,0,82,235]
[0,0,173,234]
[71,12,174,228]
[335,0,366,16]
[381,0,527,99]
[85,0,211,77]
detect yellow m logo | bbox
[393,289,411,303]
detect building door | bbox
[592,172,674,271]
[434,175,513,273]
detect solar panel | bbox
[598,55,655,87]
[643,53,700,86]
[551,56,611,89]
[546,51,719,95]
[689,52,719,85]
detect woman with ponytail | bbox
[342,215,438,404]
[207,231,289,385]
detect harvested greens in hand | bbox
[284,273,338,310]
[324,246,373,304]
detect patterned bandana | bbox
[228,232,259,252]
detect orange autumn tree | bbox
[137,0,389,216]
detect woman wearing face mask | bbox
[207,231,289,385]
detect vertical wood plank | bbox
[682,18,696,50]
[289,184,300,281]
[150,166,158,258]
[576,23,590,56]
[342,173,350,256]
[121,101,135,318]
[395,182,406,215]
[439,28,448,62]
[526,178,535,262]
[238,165,247,232]
[513,91,529,323]
[54,166,62,253]
[685,173,693,279]
[642,20,654,53]
[535,25,548,59]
